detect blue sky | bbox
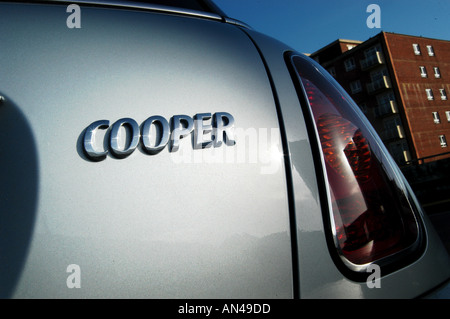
[214,0,450,54]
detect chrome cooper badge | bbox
[82,112,235,161]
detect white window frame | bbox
[432,112,441,124]
[445,111,450,122]
[419,66,427,78]
[426,89,434,100]
[434,67,441,78]
[427,45,435,56]
[440,89,447,100]
[413,43,421,55]
[439,135,447,148]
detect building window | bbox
[434,67,441,78]
[440,89,447,100]
[389,141,411,164]
[439,135,447,148]
[432,112,441,124]
[419,66,427,78]
[370,68,389,82]
[349,80,362,94]
[426,89,434,100]
[382,116,405,140]
[344,58,356,72]
[427,45,435,56]
[445,111,450,122]
[377,92,396,105]
[413,43,421,55]
[375,92,397,117]
[327,67,336,77]
[365,44,382,58]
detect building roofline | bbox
[311,31,450,59]
[314,33,384,67]
[310,38,363,57]
[382,31,450,43]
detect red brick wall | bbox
[384,33,450,160]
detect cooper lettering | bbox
[82,112,236,161]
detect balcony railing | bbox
[402,150,412,163]
[360,51,385,70]
[367,76,391,94]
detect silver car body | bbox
[0,1,449,298]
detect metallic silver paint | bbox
[0,2,292,298]
[50,0,225,21]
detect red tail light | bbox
[289,54,423,270]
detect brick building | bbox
[310,32,450,165]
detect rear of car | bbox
[0,0,449,298]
